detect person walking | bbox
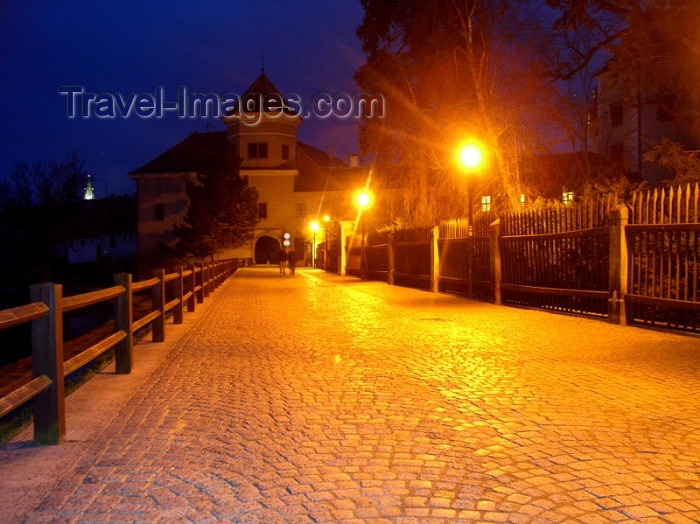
[287,249,297,276]
[276,247,287,276]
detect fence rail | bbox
[0,258,239,445]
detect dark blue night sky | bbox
[0,1,366,196]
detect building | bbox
[129,72,369,268]
[592,66,700,181]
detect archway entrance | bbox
[254,236,280,264]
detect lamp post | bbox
[323,214,330,270]
[354,189,373,279]
[457,142,486,299]
[309,220,321,268]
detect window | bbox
[282,144,289,160]
[562,191,574,205]
[154,203,164,221]
[610,101,623,128]
[248,142,268,159]
[481,195,492,212]
[610,142,624,164]
[519,194,526,207]
[258,202,267,219]
[296,202,306,218]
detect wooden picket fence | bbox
[626,183,700,330]
[0,259,238,445]
[499,195,617,316]
[439,214,494,300]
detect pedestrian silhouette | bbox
[287,249,297,276]
[276,247,287,276]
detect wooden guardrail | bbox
[0,258,239,445]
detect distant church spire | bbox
[84,175,95,200]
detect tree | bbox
[355,0,557,226]
[0,152,88,281]
[644,139,700,184]
[172,149,259,259]
[547,0,700,154]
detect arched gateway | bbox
[254,236,280,264]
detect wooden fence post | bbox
[387,231,395,285]
[203,262,210,298]
[174,266,184,324]
[187,264,196,312]
[30,283,65,445]
[196,263,204,303]
[152,268,165,342]
[430,226,439,293]
[608,204,629,324]
[489,219,502,305]
[113,273,133,374]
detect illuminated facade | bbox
[130,73,367,266]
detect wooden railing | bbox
[0,258,239,445]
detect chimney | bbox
[350,154,359,167]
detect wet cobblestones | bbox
[22,268,700,522]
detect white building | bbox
[130,72,368,268]
[592,66,700,180]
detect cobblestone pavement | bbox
[21,268,700,522]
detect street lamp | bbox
[309,220,321,268]
[456,142,486,236]
[323,214,330,270]
[355,190,372,209]
[457,142,486,299]
[354,189,373,279]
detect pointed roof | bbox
[129,131,229,175]
[127,131,367,192]
[244,71,282,97]
[226,71,298,116]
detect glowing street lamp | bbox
[310,220,321,268]
[456,141,486,235]
[458,144,484,170]
[355,189,373,210]
[456,141,487,299]
[354,189,374,279]
[322,215,330,270]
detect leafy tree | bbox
[172,149,259,259]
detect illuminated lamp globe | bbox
[458,144,484,169]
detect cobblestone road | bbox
[22,268,700,522]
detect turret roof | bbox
[226,71,298,116]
